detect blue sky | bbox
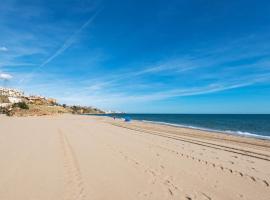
[0,0,270,113]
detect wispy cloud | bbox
[0,46,8,52]
[51,71,270,111]
[19,9,102,84]
[133,58,197,76]
[49,37,270,109]
[38,10,101,69]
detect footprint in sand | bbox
[58,130,86,200]
[249,176,256,182]
[201,192,212,200]
[263,180,269,187]
[168,188,173,196]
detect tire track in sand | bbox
[58,129,86,200]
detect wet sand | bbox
[0,114,269,199]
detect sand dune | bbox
[0,114,269,199]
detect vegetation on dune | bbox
[70,105,104,114]
[12,102,29,109]
[1,101,104,116]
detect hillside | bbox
[0,88,105,116]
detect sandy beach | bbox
[0,114,269,200]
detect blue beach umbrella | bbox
[124,117,131,122]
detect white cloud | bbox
[0,73,13,80]
[0,46,8,52]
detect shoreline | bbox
[90,114,270,141]
[95,115,270,151]
[140,119,270,141]
[92,114,270,141]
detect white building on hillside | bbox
[0,88,24,107]
[0,87,24,97]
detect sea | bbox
[96,114,270,140]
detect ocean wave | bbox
[224,130,270,140]
[141,120,270,140]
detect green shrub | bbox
[13,102,29,109]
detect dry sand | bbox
[0,114,269,200]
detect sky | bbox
[0,0,270,113]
